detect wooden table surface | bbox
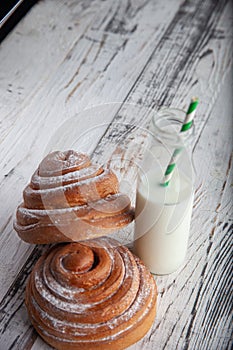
[0,0,232,349]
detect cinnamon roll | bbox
[25,237,157,350]
[14,150,134,243]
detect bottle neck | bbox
[151,107,194,150]
[142,107,196,184]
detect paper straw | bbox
[161,97,199,187]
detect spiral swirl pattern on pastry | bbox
[14,150,134,243]
[25,237,157,350]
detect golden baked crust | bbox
[25,237,157,350]
[14,150,134,243]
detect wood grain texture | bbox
[0,0,182,300]
[0,0,232,349]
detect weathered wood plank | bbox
[82,1,233,349]
[0,0,182,299]
[0,246,49,350]
[182,75,233,350]
[0,0,97,136]
[0,0,232,349]
[0,0,113,300]
[2,0,186,347]
[145,72,232,350]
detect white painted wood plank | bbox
[101,2,233,349]
[31,52,233,349]
[0,0,125,300]
[145,69,232,350]
[0,0,182,299]
[0,0,99,134]
[0,0,232,349]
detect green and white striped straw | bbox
[161,97,199,187]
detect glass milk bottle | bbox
[133,108,195,275]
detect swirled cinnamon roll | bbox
[25,237,157,350]
[14,151,134,243]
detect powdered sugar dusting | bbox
[27,237,156,347]
[26,168,113,196]
[32,165,102,189]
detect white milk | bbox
[134,167,194,274]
